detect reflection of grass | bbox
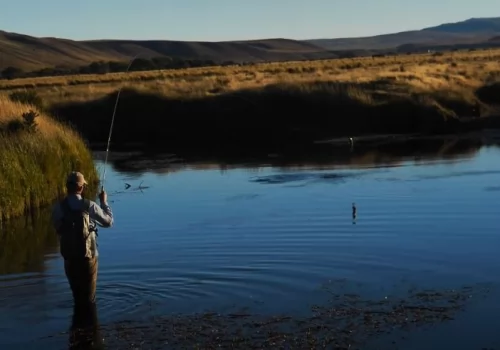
[0,207,57,275]
[0,96,97,220]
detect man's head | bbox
[66,171,88,194]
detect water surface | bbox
[1,142,500,349]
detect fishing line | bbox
[98,56,259,191]
[100,53,143,190]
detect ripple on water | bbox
[3,149,500,348]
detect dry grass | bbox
[1,49,499,158]
[0,95,97,221]
[1,49,500,106]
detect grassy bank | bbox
[0,96,98,221]
[2,49,500,155]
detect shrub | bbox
[9,90,44,110]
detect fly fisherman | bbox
[52,171,114,308]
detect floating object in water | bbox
[137,181,150,191]
[110,181,151,196]
[352,202,357,219]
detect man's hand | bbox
[99,189,108,204]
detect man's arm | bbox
[89,200,114,228]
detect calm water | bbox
[2,143,500,349]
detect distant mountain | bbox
[307,17,500,50]
[1,17,500,73]
[0,31,336,71]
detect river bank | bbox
[0,96,97,221]
[46,82,498,157]
[1,49,499,157]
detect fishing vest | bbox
[57,198,97,260]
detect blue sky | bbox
[2,0,500,41]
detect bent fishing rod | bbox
[100,53,143,191]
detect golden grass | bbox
[0,96,98,221]
[1,49,500,106]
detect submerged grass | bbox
[63,281,491,349]
[0,96,98,221]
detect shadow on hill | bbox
[476,82,500,105]
[50,80,492,157]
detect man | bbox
[52,171,114,307]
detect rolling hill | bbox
[0,31,337,71]
[307,17,500,50]
[1,17,500,73]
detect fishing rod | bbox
[100,53,143,191]
[98,55,259,193]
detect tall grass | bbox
[0,96,97,221]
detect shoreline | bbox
[47,83,500,157]
[59,282,491,350]
[89,132,496,176]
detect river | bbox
[1,140,500,349]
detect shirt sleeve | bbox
[89,200,114,228]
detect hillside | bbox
[308,17,500,50]
[2,17,500,73]
[0,31,336,71]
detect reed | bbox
[0,95,98,221]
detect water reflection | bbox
[68,303,103,350]
[0,136,496,281]
[96,135,492,176]
[0,207,58,276]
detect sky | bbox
[1,0,500,41]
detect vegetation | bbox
[0,95,98,221]
[2,49,500,156]
[0,57,232,80]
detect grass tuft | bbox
[0,95,97,221]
